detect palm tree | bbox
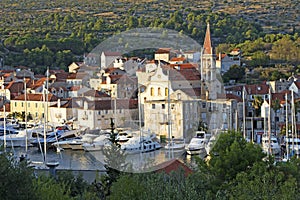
[271,98,281,136]
[252,95,263,117]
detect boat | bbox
[186,131,211,155]
[116,131,133,143]
[261,134,281,155]
[82,134,111,151]
[281,136,300,156]
[164,140,186,156]
[0,128,35,147]
[120,135,162,154]
[31,128,80,150]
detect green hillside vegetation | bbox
[0,0,299,76]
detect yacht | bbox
[0,129,34,147]
[164,140,186,156]
[261,134,281,155]
[82,134,111,151]
[121,135,161,154]
[282,136,300,156]
[186,131,211,155]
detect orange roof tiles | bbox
[14,93,58,102]
[152,159,193,177]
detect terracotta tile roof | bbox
[155,48,171,54]
[169,63,198,69]
[67,72,88,80]
[245,84,269,95]
[30,77,47,90]
[6,81,24,93]
[86,99,138,110]
[13,93,58,102]
[51,98,80,108]
[293,82,300,89]
[151,159,193,177]
[0,103,10,112]
[83,90,110,98]
[170,57,186,62]
[69,86,81,91]
[226,93,242,102]
[180,87,202,97]
[167,67,201,81]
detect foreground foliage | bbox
[1,130,300,199]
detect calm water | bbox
[8,146,201,173]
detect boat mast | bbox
[242,86,246,139]
[285,93,289,160]
[291,90,295,155]
[24,77,28,153]
[268,88,271,156]
[3,88,6,151]
[167,66,172,158]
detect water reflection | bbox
[10,147,204,172]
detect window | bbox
[152,104,155,109]
[158,87,161,96]
[177,93,181,100]
[165,88,168,96]
[151,87,154,96]
[21,102,24,107]
[15,102,17,107]
[28,102,30,107]
[162,104,165,109]
[35,103,38,108]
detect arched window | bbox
[158,87,161,96]
[151,87,154,96]
[165,87,168,96]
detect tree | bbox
[252,95,263,117]
[271,98,281,136]
[222,65,245,83]
[228,160,299,199]
[208,130,265,182]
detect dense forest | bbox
[2,131,300,199]
[0,0,299,75]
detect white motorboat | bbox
[52,132,100,150]
[186,131,211,155]
[82,134,111,152]
[116,131,133,143]
[282,136,300,156]
[261,134,281,155]
[0,129,34,147]
[164,140,186,156]
[121,135,161,154]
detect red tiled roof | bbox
[170,57,186,62]
[13,93,58,102]
[6,81,24,93]
[152,159,193,177]
[245,84,269,95]
[226,93,242,102]
[67,72,88,79]
[155,48,171,54]
[86,99,138,110]
[69,86,81,91]
[83,90,110,98]
[0,103,10,112]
